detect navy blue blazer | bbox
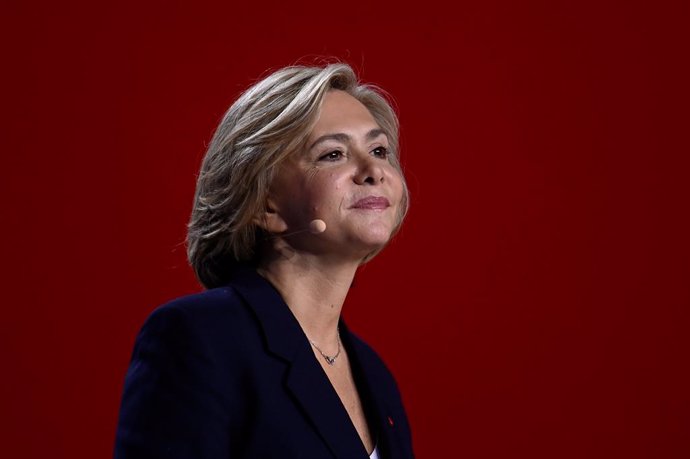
[114,267,414,458]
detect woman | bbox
[114,62,414,459]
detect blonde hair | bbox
[187,62,409,288]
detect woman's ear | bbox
[253,197,289,234]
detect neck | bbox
[257,254,358,346]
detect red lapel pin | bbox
[387,416,394,427]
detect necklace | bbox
[309,327,342,366]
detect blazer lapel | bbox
[285,348,369,458]
[341,324,406,459]
[230,267,368,458]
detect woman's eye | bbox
[319,150,343,161]
[372,146,389,158]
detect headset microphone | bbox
[308,219,327,234]
[275,219,327,239]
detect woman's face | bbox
[268,89,404,260]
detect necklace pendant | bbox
[309,328,341,366]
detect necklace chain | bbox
[309,327,342,366]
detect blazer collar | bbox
[229,265,304,362]
[229,266,371,458]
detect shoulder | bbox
[116,287,257,457]
[135,285,259,358]
[125,284,269,398]
[147,285,248,327]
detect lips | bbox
[351,196,390,210]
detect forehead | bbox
[308,90,380,138]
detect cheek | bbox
[388,170,405,200]
[323,173,343,199]
[304,172,341,210]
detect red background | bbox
[3,1,689,457]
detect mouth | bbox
[351,196,391,210]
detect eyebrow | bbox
[308,128,387,151]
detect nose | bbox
[353,152,385,186]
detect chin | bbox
[354,228,395,249]
[338,220,397,254]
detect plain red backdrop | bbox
[2,1,689,458]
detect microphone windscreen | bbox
[309,219,327,234]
